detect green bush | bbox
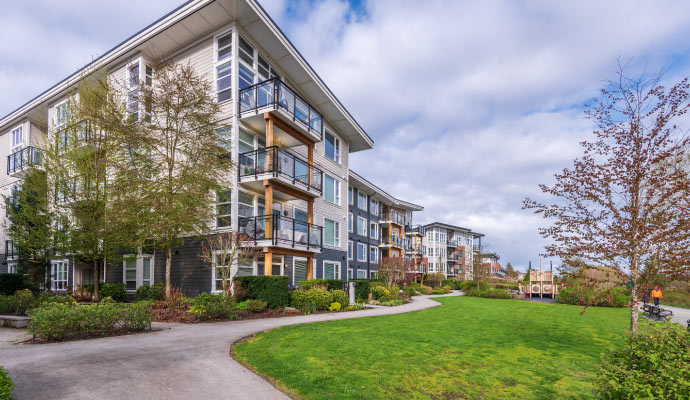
[598,323,690,399]
[0,274,25,295]
[403,286,417,297]
[388,285,401,300]
[234,275,290,308]
[134,283,165,301]
[371,286,390,301]
[28,301,152,341]
[0,366,12,400]
[0,291,76,316]
[291,288,331,312]
[245,299,267,313]
[189,293,237,320]
[329,289,348,306]
[99,283,127,302]
[10,289,36,316]
[351,280,370,301]
[465,287,511,299]
[557,286,629,307]
[299,279,344,291]
[459,280,475,291]
[441,279,455,287]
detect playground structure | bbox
[519,259,560,299]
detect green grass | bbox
[233,297,630,400]
[660,290,690,309]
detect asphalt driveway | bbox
[1,293,460,400]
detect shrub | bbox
[557,286,629,307]
[425,273,446,288]
[329,302,342,312]
[291,288,331,312]
[134,283,165,301]
[245,299,267,313]
[371,286,390,301]
[10,289,36,316]
[28,301,152,341]
[99,283,127,302]
[0,274,25,295]
[459,280,475,291]
[329,289,348,306]
[420,286,433,295]
[465,288,511,299]
[0,366,12,400]
[441,279,455,287]
[299,279,344,291]
[403,286,417,298]
[351,280,370,301]
[234,276,290,308]
[598,323,690,399]
[189,293,237,320]
[388,285,401,300]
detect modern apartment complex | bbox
[424,222,484,280]
[347,171,424,280]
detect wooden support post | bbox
[265,182,273,239]
[306,256,313,280]
[307,143,314,187]
[264,252,273,276]
[265,114,275,172]
[307,199,313,225]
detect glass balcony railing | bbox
[405,225,425,235]
[238,214,322,250]
[380,235,404,248]
[239,78,323,140]
[238,146,323,195]
[7,146,43,175]
[381,210,406,226]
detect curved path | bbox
[1,292,460,400]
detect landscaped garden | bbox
[234,296,631,400]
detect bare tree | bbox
[200,232,261,294]
[377,256,413,288]
[524,63,690,332]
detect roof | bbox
[348,170,423,211]
[424,221,484,237]
[0,0,374,152]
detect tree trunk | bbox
[630,285,639,333]
[165,247,172,299]
[93,259,100,301]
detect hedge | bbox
[557,286,629,307]
[350,279,370,301]
[86,282,127,302]
[0,274,25,295]
[234,275,290,308]
[0,366,12,400]
[298,279,344,291]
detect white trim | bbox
[122,254,154,291]
[348,212,353,233]
[324,129,341,165]
[357,216,367,236]
[50,259,69,292]
[322,260,341,280]
[347,240,353,260]
[356,242,366,262]
[323,217,341,248]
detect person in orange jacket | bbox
[651,286,663,307]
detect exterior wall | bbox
[347,186,379,279]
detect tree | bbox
[524,64,690,332]
[473,247,496,288]
[3,169,52,289]
[120,61,233,298]
[377,257,413,288]
[200,232,261,294]
[504,262,517,280]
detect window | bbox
[357,243,366,262]
[216,126,232,153]
[348,213,353,233]
[369,198,379,216]
[357,216,367,236]
[238,190,254,218]
[238,35,255,66]
[323,261,340,279]
[324,130,340,163]
[357,191,367,210]
[217,31,232,62]
[7,263,17,274]
[293,258,308,286]
[348,269,354,279]
[324,218,340,247]
[216,189,232,228]
[370,221,378,239]
[51,260,68,291]
[370,246,378,263]
[324,175,340,205]
[216,31,233,102]
[128,62,140,121]
[348,187,353,205]
[123,255,153,290]
[239,63,255,90]
[348,241,353,260]
[370,271,378,279]
[11,126,22,150]
[357,270,366,279]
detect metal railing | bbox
[381,210,406,226]
[7,146,43,175]
[5,240,15,259]
[380,235,404,248]
[238,214,322,250]
[447,239,464,247]
[239,78,323,140]
[238,146,323,194]
[405,224,425,235]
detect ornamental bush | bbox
[134,283,165,301]
[598,323,690,399]
[28,301,152,341]
[290,288,331,312]
[189,293,237,320]
[350,279,370,301]
[403,286,417,297]
[329,302,342,312]
[465,288,511,299]
[299,279,344,291]
[329,289,348,306]
[371,286,390,301]
[0,274,25,295]
[245,299,267,313]
[557,286,629,307]
[99,283,127,302]
[234,276,290,308]
[0,366,12,400]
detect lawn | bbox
[233,297,630,400]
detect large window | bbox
[369,198,379,216]
[238,190,255,218]
[11,126,22,150]
[324,175,340,205]
[216,189,232,228]
[217,31,232,62]
[324,130,340,163]
[239,64,254,90]
[51,260,68,291]
[348,240,353,260]
[357,216,367,236]
[323,261,340,279]
[370,246,378,263]
[357,243,366,262]
[357,270,366,279]
[348,213,353,233]
[324,218,340,247]
[123,255,153,290]
[348,187,353,205]
[215,31,233,102]
[370,221,378,239]
[357,191,367,210]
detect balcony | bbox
[380,211,406,227]
[379,235,403,249]
[239,214,322,252]
[239,78,323,142]
[447,239,463,248]
[7,147,43,176]
[5,240,16,260]
[238,146,322,199]
[405,225,425,236]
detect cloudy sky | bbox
[3,0,690,271]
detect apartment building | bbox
[424,222,483,279]
[0,0,373,294]
[347,171,424,279]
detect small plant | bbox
[291,288,331,312]
[329,302,342,312]
[245,299,268,313]
[134,283,165,301]
[0,366,12,400]
[329,289,348,306]
[189,293,237,320]
[371,286,390,302]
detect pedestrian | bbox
[651,285,663,307]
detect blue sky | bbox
[3,0,690,271]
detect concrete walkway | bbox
[655,303,690,326]
[0,292,460,400]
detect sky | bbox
[3,0,690,271]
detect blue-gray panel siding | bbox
[348,186,380,278]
